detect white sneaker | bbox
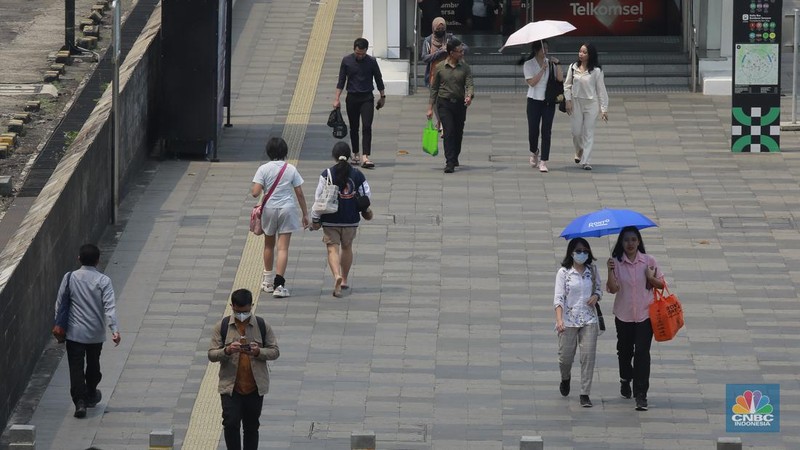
[273,286,290,298]
[261,271,274,293]
[529,152,539,168]
[539,161,548,172]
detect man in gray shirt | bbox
[54,243,121,418]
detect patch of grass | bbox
[64,130,79,149]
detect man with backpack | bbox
[208,289,280,450]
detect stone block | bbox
[350,431,375,449]
[55,50,72,64]
[7,120,24,134]
[8,425,34,443]
[96,0,110,10]
[82,25,100,37]
[77,36,97,49]
[149,428,174,448]
[89,10,103,23]
[50,63,66,74]
[0,144,9,158]
[1,133,18,147]
[520,436,544,450]
[80,18,95,27]
[12,113,30,123]
[91,5,105,15]
[43,71,60,82]
[24,101,40,112]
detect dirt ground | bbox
[0,0,131,217]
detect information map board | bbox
[731,0,782,152]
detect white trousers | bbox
[570,97,600,165]
[558,323,599,395]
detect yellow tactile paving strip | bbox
[181,0,339,447]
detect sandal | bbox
[361,160,375,169]
[351,154,361,165]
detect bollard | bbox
[520,435,544,450]
[9,424,35,449]
[717,437,742,450]
[351,430,376,450]
[149,428,174,450]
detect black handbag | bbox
[544,62,565,106]
[328,107,348,139]
[595,303,606,331]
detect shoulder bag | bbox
[52,272,73,343]
[589,264,605,334]
[544,61,565,106]
[250,163,288,235]
[312,169,340,215]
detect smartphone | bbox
[239,337,249,352]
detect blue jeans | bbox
[526,98,556,161]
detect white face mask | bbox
[234,312,251,322]
[573,252,589,265]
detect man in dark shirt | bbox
[334,38,386,169]
[426,38,474,174]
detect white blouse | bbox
[563,63,609,113]
[553,265,603,328]
[523,57,548,100]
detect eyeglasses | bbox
[574,250,589,254]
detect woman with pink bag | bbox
[251,137,309,298]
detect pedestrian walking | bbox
[251,137,309,298]
[554,238,602,408]
[54,243,121,418]
[523,39,563,173]
[606,226,664,411]
[310,142,372,297]
[564,42,608,171]
[426,37,474,174]
[334,38,386,169]
[208,289,280,450]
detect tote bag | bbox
[422,119,439,156]
[649,283,684,342]
[312,169,340,215]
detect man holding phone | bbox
[208,289,280,450]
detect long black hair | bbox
[331,142,352,190]
[576,42,601,73]
[611,226,647,261]
[522,39,548,63]
[560,237,596,269]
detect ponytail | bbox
[331,142,352,190]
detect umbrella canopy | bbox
[560,209,657,240]
[499,20,576,52]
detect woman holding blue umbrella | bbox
[606,226,664,411]
[554,238,603,408]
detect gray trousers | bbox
[558,323,599,395]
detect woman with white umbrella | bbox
[523,39,563,173]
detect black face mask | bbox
[434,30,445,38]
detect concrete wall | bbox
[0,4,163,428]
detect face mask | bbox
[434,30,445,38]
[573,252,589,265]
[234,312,251,322]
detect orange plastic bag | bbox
[649,284,684,342]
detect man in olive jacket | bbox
[208,289,279,450]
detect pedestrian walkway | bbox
[10,0,800,448]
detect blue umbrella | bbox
[560,208,657,240]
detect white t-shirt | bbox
[252,161,304,209]
[523,57,548,100]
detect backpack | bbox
[220,315,267,348]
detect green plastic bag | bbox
[422,119,439,156]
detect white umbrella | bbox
[498,20,576,52]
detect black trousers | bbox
[615,317,653,398]
[345,92,375,156]
[221,391,264,450]
[526,98,556,161]
[65,340,103,406]
[437,99,467,168]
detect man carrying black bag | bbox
[54,243,121,418]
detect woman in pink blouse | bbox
[554,238,603,408]
[606,226,664,411]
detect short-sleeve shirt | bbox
[523,58,548,100]
[611,252,660,323]
[252,161,304,209]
